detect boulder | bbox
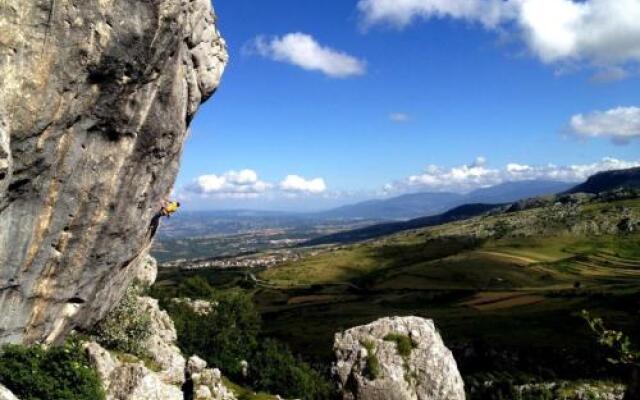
[332,316,465,400]
[135,255,158,287]
[0,385,19,400]
[0,0,227,345]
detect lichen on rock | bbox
[0,0,227,345]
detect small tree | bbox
[91,285,152,358]
[249,339,333,400]
[169,289,260,379]
[582,310,640,399]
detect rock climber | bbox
[149,199,180,238]
[160,199,180,218]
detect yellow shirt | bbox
[165,202,179,214]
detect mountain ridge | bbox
[305,168,640,246]
[314,180,573,220]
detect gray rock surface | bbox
[0,384,19,400]
[187,355,237,400]
[0,0,227,345]
[135,255,159,288]
[332,316,465,400]
[171,297,216,315]
[137,295,186,386]
[86,341,185,400]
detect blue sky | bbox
[178,0,640,211]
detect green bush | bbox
[168,289,260,378]
[249,339,333,400]
[91,285,152,358]
[0,340,105,400]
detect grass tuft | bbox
[361,340,381,380]
[383,333,416,358]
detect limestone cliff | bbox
[0,0,227,344]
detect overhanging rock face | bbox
[0,0,227,344]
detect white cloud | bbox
[569,106,640,143]
[358,0,512,28]
[186,170,328,199]
[188,169,272,198]
[386,157,640,193]
[250,33,366,78]
[280,175,327,194]
[389,112,411,122]
[358,0,640,72]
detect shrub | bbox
[91,285,152,358]
[0,339,105,400]
[361,340,381,380]
[249,339,333,400]
[168,289,260,378]
[177,275,216,299]
[383,333,416,358]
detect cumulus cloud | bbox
[569,106,640,143]
[389,112,411,122]
[186,170,327,199]
[187,169,272,198]
[249,33,366,78]
[280,175,327,194]
[358,0,640,72]
[386,157,640,193]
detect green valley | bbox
[153,193,640,395]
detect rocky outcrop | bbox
[137,296,186,386]
[186,356,237,400]
[86,281,237,400]
[86,341,185,400]
[0,385,19,400]
[332,316,465,400]
[0,0,227,345]
[171,297,216,315]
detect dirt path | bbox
[476,251,540,265]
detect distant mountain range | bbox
[315,180,573,220]
[306,203,502,246]
[306,167,640,246]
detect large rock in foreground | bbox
[0,0,227,344]
[332,316,465,400]
[0,385,19,400]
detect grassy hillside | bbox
[154,195,640,393]
[259,197,640,376]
